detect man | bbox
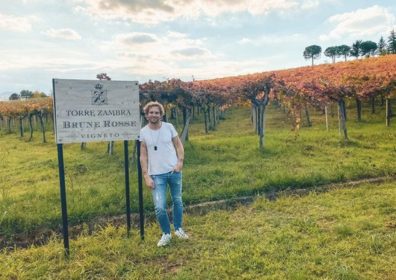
[139,101,189,247]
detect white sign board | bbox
[53,79,140,144]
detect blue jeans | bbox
[151,171,183,234]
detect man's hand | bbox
[173,161,183,172]
[172,136,184,173]
[144,174,155,189]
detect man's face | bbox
[146,106,162,124]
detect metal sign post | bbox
[124,140,131,236]
[56,143,69,257]
[136,140,144,240]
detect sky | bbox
[0,0,395,99]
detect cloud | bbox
[0,48,95,71]
[300,0,320,10]
[238,33,305,46]
[319,5,395,41]
[172,47,208,56]
[98,31,288,81]
[132,56,282,81]
[0,31,211,74]
[105,31,212,60]
[74,31,218,80]
[74,0,323,24]
[42,28,82,40]
[115,33,158,45]
[0,13,37,32]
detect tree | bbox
[96,73,111,80]
[378,36,387,55]
[360,41,377,57]
[350,40,362,58]
[303,45,322,66]
[31,91,47,98]
[9,93,20,100]
[388,29,396,54]
[242,75,274,149]
[336,45,351,61]
[324,46,337,63]
[20,90,32,99]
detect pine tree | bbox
[378,36,387,55]
[324,46,337,63]
[303,45,322,66]
[350,40,362,58]
[336,45,351,61]
[388,29,396,54]
[360,41,377,57]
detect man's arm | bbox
[140,141,154,189]
[172,136,184,172]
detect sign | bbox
[53,79,140,144]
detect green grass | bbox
[0,102,395,236]
[0,182,395,279]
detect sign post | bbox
[52,79,142,256]
[124,140,131,236]
[137,140,144,240]
[56,143,69,256]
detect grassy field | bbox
[0,102,395,237]
[0,181,395,279]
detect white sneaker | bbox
[175,228,189,239]
[157,233,171,247]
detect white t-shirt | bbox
[139,122,178,175]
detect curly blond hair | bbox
[143,101,165,116]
